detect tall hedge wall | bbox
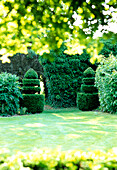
[41,46,95,107]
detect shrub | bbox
[77,67,99,111]
[41,45,95,107]
[21,68,44,113]
[0,148,117,170]
[0,72,22,116]
[95,56,117,113]
[99,38,117,58]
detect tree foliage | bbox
[0,0,117,61]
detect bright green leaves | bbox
[0,0,117,62]
[95,55,117,113]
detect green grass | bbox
[0,108,117,153]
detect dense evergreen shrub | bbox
[41,45,95,107]
[99,39,117,58]
[77,67,99,111]
[0,72,22,116]
[95,56,117,113]
[0,148,117,170]
[21,68,44,113]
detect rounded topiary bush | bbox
[21,68,44,113]
[77,67,99,111]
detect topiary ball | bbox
[83,67,95,77]
[24,68,38,79]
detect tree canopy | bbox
[0,0,117,62]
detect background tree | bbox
[0,0,117,62]
[0,53,44,82]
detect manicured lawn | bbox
[0,108,117,153]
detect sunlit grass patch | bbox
[0,108,117,153]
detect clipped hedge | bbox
[82,77,95,85]
[0,148,117,169]
[77,93,99,111]
[81,84,97,93]
[23,79,40,86]
[23,86,41,94]
[95,56,117,114]
[21,94,44,113]
[41,45,94,107]
[77,67,99,111]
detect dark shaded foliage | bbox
[41,45,95,107]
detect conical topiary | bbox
[76,67,99,111]
[21,68,44,113]
[24,68,38,79]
